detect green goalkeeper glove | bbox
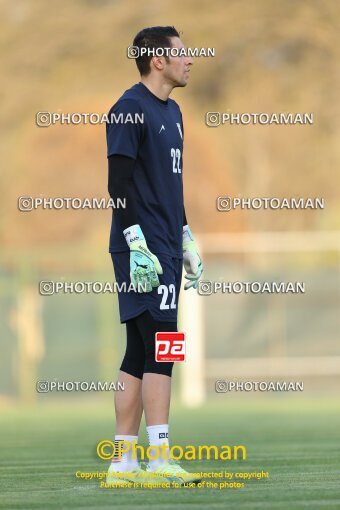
[123,224,163,293]
[182,225,204,290]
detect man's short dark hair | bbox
[132,26,180,76]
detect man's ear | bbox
[151,56,166,71]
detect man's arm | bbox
[108,154,163,292]
[183,205,187,227]
[108,154,138,230]
[182,205,203,290]
[181,119,203,289]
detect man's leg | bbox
[134,311,175,426]
[114,370,143,435]
[133,311,175,470]
[108,319,145,476]
[142,373,171,425]
[133,310,201,484]
[115,320,144,434]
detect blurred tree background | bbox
[0,0,339,404]
[1,0,339,252]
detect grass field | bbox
[1,398,340,510]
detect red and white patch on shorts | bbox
[155,332,185,362]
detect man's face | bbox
[162,36,193,87]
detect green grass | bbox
[1,399,340,510]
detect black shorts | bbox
[110,252,183,323]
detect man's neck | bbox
[140,76,173,101]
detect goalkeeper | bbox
[106,26,203,485]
